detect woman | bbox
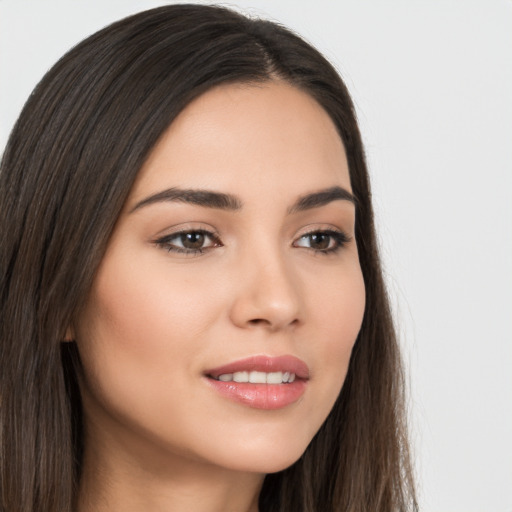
[0,4,417,512]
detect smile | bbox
[205,355,308,410]
[216,371,296,383]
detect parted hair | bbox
[0,4,417,511]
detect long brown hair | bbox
[0,4,417,511]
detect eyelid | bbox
[152,222,219,242]
[152,224,222,256]
[294,223,352,242]
[292,226,352,254]
[295,225,351,239]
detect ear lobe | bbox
[63,326,75,342]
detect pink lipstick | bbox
[204,355,309,410]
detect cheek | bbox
[312,256,366,345]
[80,250,219,350]
[305,261,366,411]
[74,252,221,417]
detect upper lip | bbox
[205,355,310,380]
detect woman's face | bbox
[74,81,366,476]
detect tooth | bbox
[221,371,296,384]
[266,371,283,384]
[233,371,249,383]
[249,371,266,384]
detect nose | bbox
[229,249,302,332]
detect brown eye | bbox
[180,232,206,250]
[293,230,350,254]
[307,233,331,250]
[155,229,221,255]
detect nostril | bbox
[248,318,271,326]
[246,317,299,330]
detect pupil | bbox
[311,234,329,250]
[181,232,205,249]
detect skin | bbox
[74,80,366,512]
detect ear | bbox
[63,326,75,342]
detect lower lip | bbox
[206,378,307,410]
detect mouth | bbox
[212,370,297,384]
[204,355,309,410]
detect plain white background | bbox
[1,1,511,511]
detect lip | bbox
[205,355,310,380]
[204,355,309,410]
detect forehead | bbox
[130,80,351,205]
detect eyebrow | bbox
[287,186,356,214]
[130,188,242,213]
[130,185,356,214]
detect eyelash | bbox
[154,228,350,256]
[154,229,222,255]
[293,229,351,255]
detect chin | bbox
[222,455,302,475]
[207,434,312,475]
[253,454,304,475]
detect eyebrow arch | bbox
[287,186,356,214]
[129,185,356,215]
[130,188,242,213]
